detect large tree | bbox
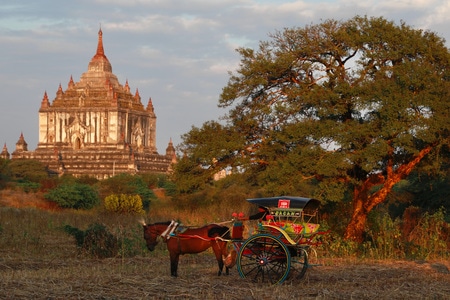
[176,16,450,242]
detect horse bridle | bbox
[145,223,174,242]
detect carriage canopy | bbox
[246,196,321,216]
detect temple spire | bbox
[95,27,105,58]
[15,132,28,152]
[146,97,154,112]
[0,143,9,160]
[40,91,50,109]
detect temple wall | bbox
[13,29,174,178]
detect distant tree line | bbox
[1,16,449,245]
[0,158,176,212]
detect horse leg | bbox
[216,255,225,276]
[223,241,231,275]
[223,243,230,275]
[169,251,179,277]
[212,241,227,276]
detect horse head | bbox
[142,221,174,252]
[142,222,160,252]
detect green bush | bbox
[45,183,99,209]
[162,180,177,196]
[104,194,145,215]
[16,181,41,193]
[0,158,11,189]
[8,159,48,183]
[98,174,156,210]
[64,223,119,258]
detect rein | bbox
[148,220,232,243]
[175,234,219,241]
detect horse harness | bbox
[158,220,229,254]
[160,220,180,240]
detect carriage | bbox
[142,196,327,284]
[229,196,325,284]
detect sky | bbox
[1,0,449,155]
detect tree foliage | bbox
[176,16,450,242]
[98,173,156,210]
[173,121,247,193]
[0,158,11,189]
[394,171,450,216]
[45,183,99,209]
[7,159,48,183]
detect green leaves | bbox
[98,173,155,210]
[7,159,48,183]
[45,183,99,209]
[176,16,450,217]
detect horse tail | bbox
[208,225,231,239]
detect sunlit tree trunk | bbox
[344,145,434,242]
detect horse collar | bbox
[161,220,179,240]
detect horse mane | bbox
[208,225,231,239]
[149,221,172,226]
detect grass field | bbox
[1,253,449,299]
[0,193,449,299]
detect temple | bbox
[8,29,176,179]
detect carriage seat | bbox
[262,220,320,236]
[261,208,320,237]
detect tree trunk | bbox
[344,145,434,242]
[344,174,384,242]
[343,201,369,243]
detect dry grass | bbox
[0,255,449,299]
[0,189,59,210]
[0,193,449,299]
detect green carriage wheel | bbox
[287,246,308,281]
[237,234,291,284]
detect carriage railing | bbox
[257,207,321,246]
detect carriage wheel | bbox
[287,246,308,281]
[237,234,291,284]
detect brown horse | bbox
[142,220,231,277]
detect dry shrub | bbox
[1,200,449,299]
[64,223,119,258]
[401,206,422,239]
[405,208,449,259]
[148,186,256,226]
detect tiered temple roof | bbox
[11,29,176,178]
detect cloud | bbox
[0,0,449,154]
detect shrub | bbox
[405,208,449,259]
[365,211,403,259]
[98,174,156,210]
[45,183,99,209]
[64,223,119,258]
[16,181,41,193]
[104,194,145,215]
[8,159,48,183]
[162,180,177,197]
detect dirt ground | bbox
[0,255,449,300]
